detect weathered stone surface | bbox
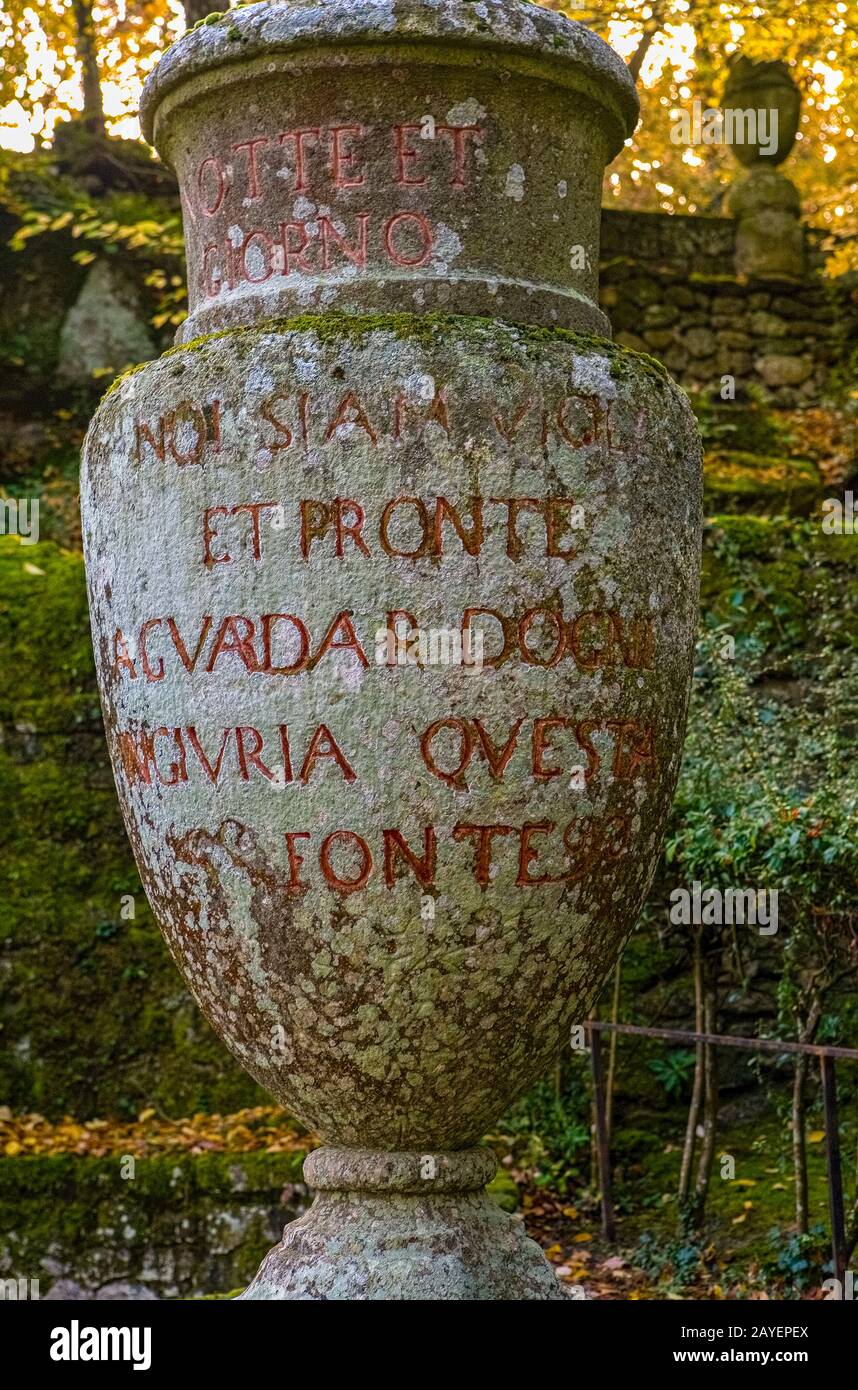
[722,58,801,168]
[56,260,156,384]
[643,329,675,351]
[642,304,679,328]
[614,330,648,353]
[684,326,717,358]
[1,1151,309,1298]
[729,168,805,281]
[139,0,637,340]
[755,352,814,387]
[710,296,746,319]
[718,330,752,349]
[243,1146,565,1299]
[749,310,789,338]
[82,314,701,1155]
[717,348,752,377]
[663,285,697,309]
[43,1280,160,1301]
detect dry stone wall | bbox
[600,208,855,409]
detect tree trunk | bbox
[791,1053,810,1235]
[690,976,719,1233]
[627,27,658,83]
[605,961,622,1141]
[792,1002,822,1234]
[183,0,229,28]
[72,0,105,136]
[678,926,704,1206]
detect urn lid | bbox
[141,0,639,340]
[141,1,638,153]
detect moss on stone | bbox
[701,514,858,654]
[103,310,669,403]
[704,448,821,516]
[0,535,265,1118]
[0,1152,306,1297]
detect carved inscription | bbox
[109,373,659,896]
[186,121,485,299]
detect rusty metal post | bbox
[820,1055,847,1286]
[589,1023,616,1242]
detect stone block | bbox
[684,326,717,358]
[755,354,814,387]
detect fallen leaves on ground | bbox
[0,1105,311,1159]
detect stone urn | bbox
[722,57,801,168]
[723,57,804,279]
[81,0,701,1299]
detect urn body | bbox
[82,316,701,1151]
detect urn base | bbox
[240,1147,568,1301]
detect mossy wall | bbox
[600,208,857,410]
[0,536,266,1117]
[0,1151,306,1298]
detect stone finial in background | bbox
[724,57,805,281]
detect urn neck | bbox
[303,1146,498,1195]
[140,1,638,341]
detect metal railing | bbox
[585,1020,858,1283]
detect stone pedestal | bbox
[81,2,702,1300]
[244,1147,566,1300]
[728,166,804,281]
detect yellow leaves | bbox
[131,220,167,238]
[561,1206,578,1220]
[9,219,50,249]
[225,1125,256,1148]
[732,1178,757,1187]
[573,1232,592,1243]
[23,562,45,576]
[0,1106,310,1160]
[808,1130,825,1143]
